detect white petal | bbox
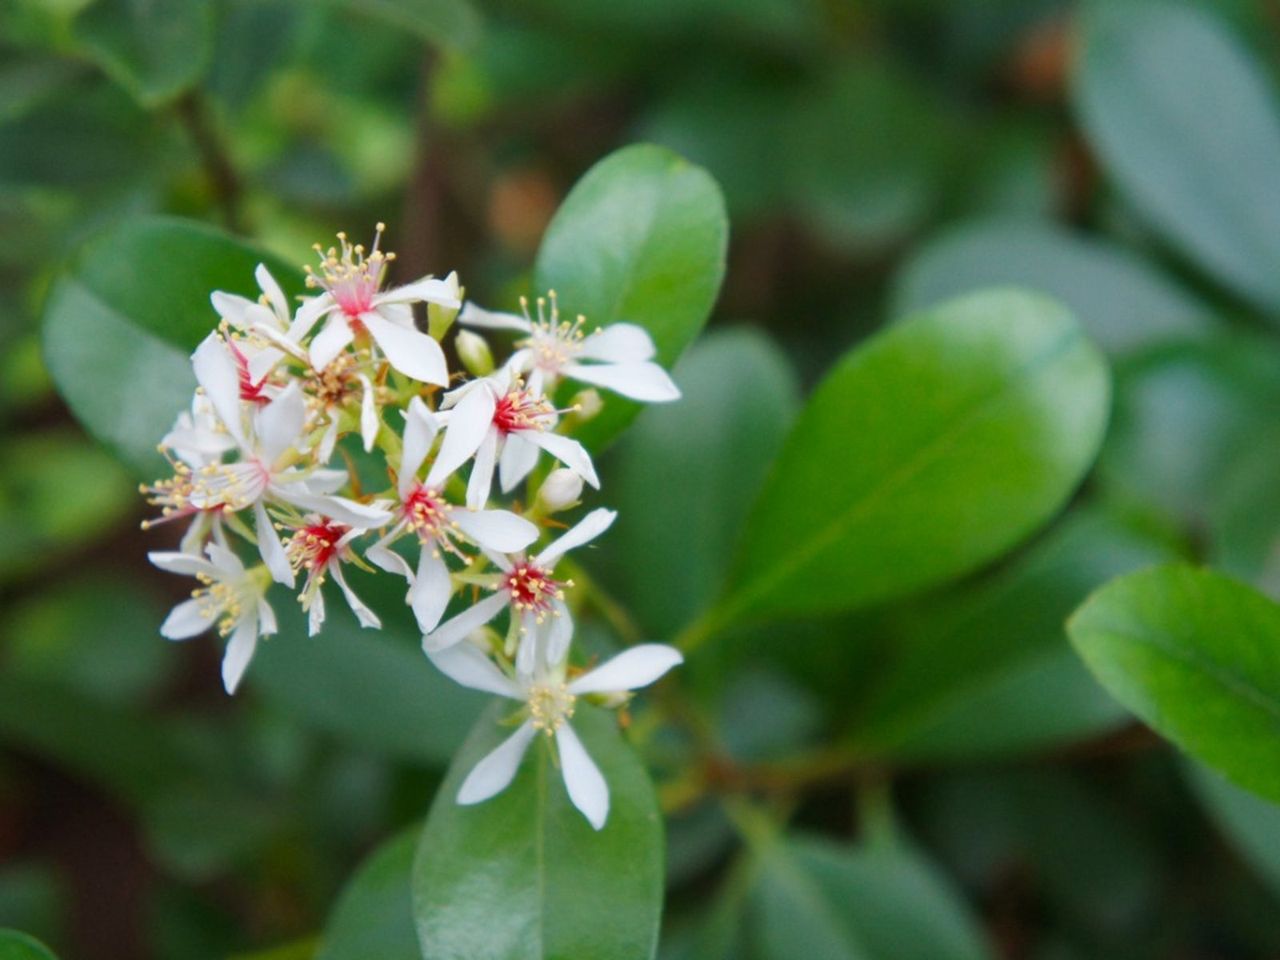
[457,722,537,805]
[309,314,355,370]
[256,381,306,464]
[568,644,684,695]
[578,323,656,362]
[367,532,413,579]
[290,294,334,342]
[255,263,290,325]
[422,591,509,652]
[257,597,278,636]
[331,562,381,629]
[514,625,539,679]
[302,467,347,495]
[377,276,463,308]
[359,374,379,452]
[427,637,522,698]
[210,290,255,328]
[556,724,609,830]
[255,500,295,586]
[204,541,246,574]
[317,417,339,465]
[161,598,213,640]
[546,600,573,667]
[400,396,438,494]
[192,333,246,447]
[221,617,259,694]
[465,429,499,510]
[457,302,532,332]
[425,386,495,488]
[451,509,539,552]
[535,507,616,567]
[363,311,449,385]
[497,432,540,494]
[563,361,680,402]
[277,490,392,528]
[149,551,215,577]
[523,431,598,489]
[246,344,283,383]
[308,585,326,636]
[410,550,453,633]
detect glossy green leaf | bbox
[42,216,302,478]
[533,143,728,450]
[318,0,481,49]
[714,288,1110,627]
[0,930,58,960]
[1073,1,1280,311]
[854,508,1172,761]
[1068,564,1280,803]
[1186,762,1280,900]
[412,702,663,960]
[72,0,213,106]
[318,827,420,960]
[751,836,992,960]
[596,328,799,637]
[892,219,1214,354]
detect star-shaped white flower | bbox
[282,510,387,636]
[211,263,311,382]
[427,640,682,829]
[294,224,458,386]
[422,508,616,671]
[366,397,539,633]
[149,543,277,694]
[428,366,598,509]
[458,293,680,402]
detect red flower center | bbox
[505,562,562,614]
[403,484,450,540]
[493,389,553,435]
[289,520,347,573]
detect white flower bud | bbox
[569,388,603,422]
[455,328,494,377]
[536,468,584,513]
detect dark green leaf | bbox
[317,0,481,49]
[533,143,728,450]
[42,216,302,478]
[318,827,420,960]
[1186,761,1280,900]
[0,929,58,960]
[412,702,664,960]
[72,0,213,106]
[714,288,1110,627]
[1068,564,1280,803]
[1073,1,1280,310]
[892,219,1215,354]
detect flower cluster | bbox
[144,225,683,829]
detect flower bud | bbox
[536,468,584,513]
[454,328,494,377]
[567,388,603,424]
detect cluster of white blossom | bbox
[143,225,683,829]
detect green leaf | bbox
[892,218,1215,355]
[1186,761,1280,900]
[318,826,420,960]
[1073,1,1280,311]
[751,836,992,960]
[72,0,213,106]
[318,0,481,49]
[854,507,1173,762]
[0,929,58,960]
[1068,564,1280,803]
[533,143,728,450]
[713,288,1110,627]
[596,328,799,637]
[41,216,303,479]
[412,702,664,960]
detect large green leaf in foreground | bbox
[714,288,1110,627]
[413,703,663,960]
[1069,564,1280,803]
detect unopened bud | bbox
[455,329,494,376]
[536,468,583,513]
[568,388,603,423]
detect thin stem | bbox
[175,91,244,232]
[560,557,644,646]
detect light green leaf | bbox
[751,836,992,960]
[318,826,420,960]
[1186,761,1280,900]
[317,0,481,49]
[412,702,664,960]
[1068,564,1280,803]
[72,0,213,106]
[596,328,799,637]
[1073,1,1280,310]
[713,288,1110,628]
[41,216,302,479]
[533,143,728,450]
[892,218,1215,354]
[854,508,1172,762]
[0,929,58,960]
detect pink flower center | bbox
[306,224,393,322]
[403,484,451,541]
[505,562,562,615]
[493,389,554,435]
[288,520,347,573]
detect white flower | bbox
[295,224,458,386]
[211,263,311,382]
[149,543,277,694]
[427,640,682,829]
[365,397,539,633]
[422,508,616,671]
[428,366,598,509]
[190,333,389,586]
[535,468,584,513]
[458,292,680,402]
[282,511,386,636]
